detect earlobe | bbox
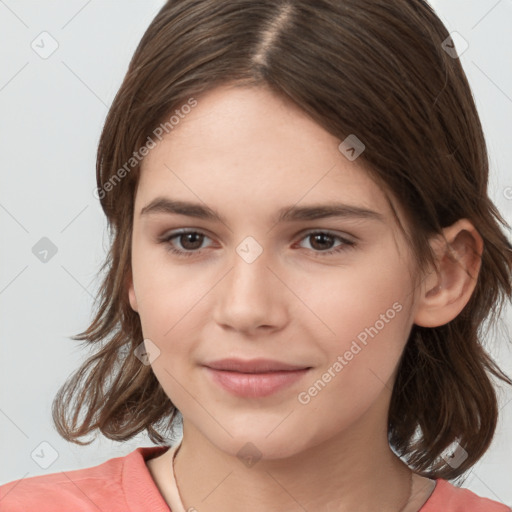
[413,219,483,328]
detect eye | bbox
[160,230,212,258]
[297,230,356,255]
[158,229,356,258]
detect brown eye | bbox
[175,232,205,251]
[308,233,336,251]
[159,229,356,260]
[298,231,356,256]
[160,230,211,258]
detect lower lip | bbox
[204,367,310,398]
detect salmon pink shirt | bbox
[0,442,510,511]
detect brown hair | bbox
[52,0,512,480]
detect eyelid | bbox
[157,227,215,244]
[157,227,356,244]
[296,227,357,243]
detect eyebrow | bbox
[139,197,385,224]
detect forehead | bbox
[135,84,398,227]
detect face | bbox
[128,84,422,460]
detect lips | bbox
[202,358,312,398]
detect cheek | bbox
[296,286,411,429]
[131,242,204,335]
[311,250,411,335]
[304,251,413,383]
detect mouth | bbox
[203,358,312,398]
[204,357,311,373]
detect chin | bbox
[201,424,321,463]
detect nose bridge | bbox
[229,234,273,294]
[213,234,284,331]
[235,235,266,266]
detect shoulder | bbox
[421,478,511,512]
[0,446,169,512]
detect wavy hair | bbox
[52,0,512,480]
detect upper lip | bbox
[204,358,310,373]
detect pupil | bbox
[312,234,332,250]
[183,233,202,249]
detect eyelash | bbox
[158,229,356,259]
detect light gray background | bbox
[1,0,511,505]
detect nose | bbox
[212,240,289,335]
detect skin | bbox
[127,83,483,512]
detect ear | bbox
[413,219,483,328]
[126,267,139,313]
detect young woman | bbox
[1,1,511,511]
